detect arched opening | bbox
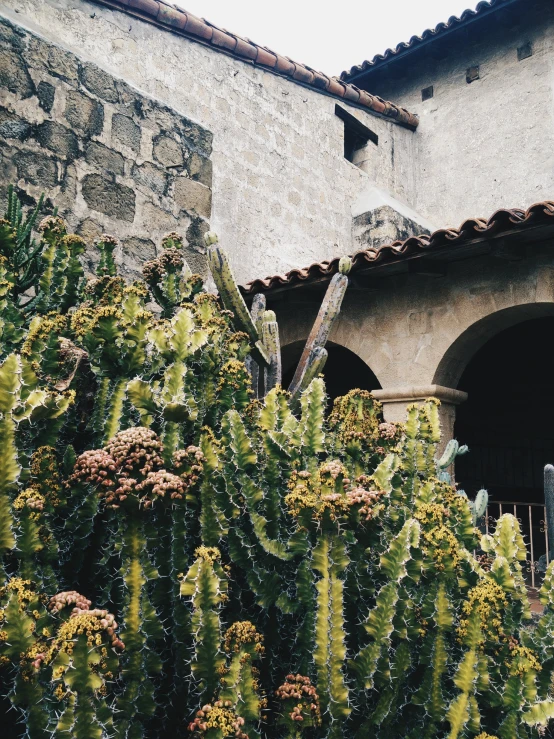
[281,340,381,402]
[454,317,554,504]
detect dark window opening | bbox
[335,104,378,164]
[421,85,434,101]
[517,42,533,61]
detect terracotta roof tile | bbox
[341,0,518,82]
[241,201,554,294]
[90,0,418,128]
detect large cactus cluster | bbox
[2,187,554,739]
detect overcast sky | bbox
[177,0,480,75]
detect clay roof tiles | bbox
[91,0,418,128]
[341,0,518,81]
[241,201,554,294]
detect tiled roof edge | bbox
[341,0,518,82]
[89,0,419,129]
[241,200,554,294]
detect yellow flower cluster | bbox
[31,446,62,506]
[195,546,221,564]
[223,621,264,655]
[459,580,508,643]
[13,488,46,516]
[506,645,542,677]
[188,701,248,738]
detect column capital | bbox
[372,384,468,406]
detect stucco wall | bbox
[363,0,554,228]
[0,15,213,280]
[0,0,417,284]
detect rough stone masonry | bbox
[0,16,213,279]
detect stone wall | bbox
[0,0,418,285]
[0,15,213,279]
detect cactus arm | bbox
[545,465,554,556]
[295,377,326,463]
[313,534,350,727]
[181,549,227,700]
[290,347,328,406]
[288,257,351,396]
[103,377,128,444]
[207,245,269,366]
[115,515,158,738]
[245,293,266,397]
[261,310,282,393]
[0,354,22,551]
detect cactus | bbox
[288,256,351,398]
[1,190,554,739]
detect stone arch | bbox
[433,302,554,389]
[281,340,381,401]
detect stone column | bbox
[372,384,468,456]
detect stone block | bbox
[132,161,168,197]
[85,141,125,176]
[187,152,212,187]
[186,216,210,253]
[35,120,79,160]
[64,90,104,137]
[36,80,55,113]
[174,177,212,218]
[81,173,135,222]
[26,36,79,82]
[0,19,25,51]
[76,217,104,244]
[140,200,178,232]
[0,141,18,185]
[153,134,184,168]
[0,108,31,140]
[0,49,34,98]
[79,62,119,103]
[111,113,141,154]
[121,236,156,268]
[14,150,59,188]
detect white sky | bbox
[176,0,481,76]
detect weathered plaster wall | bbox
[0,0,417,284]
[0,15,212,279]
[364,0,554,228]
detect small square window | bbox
[466,65,480,83]
[517,42,533,61]
[421,85,434,101]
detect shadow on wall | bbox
[281,340,381,403]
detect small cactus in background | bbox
[1,189,554,739]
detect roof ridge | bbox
[241,200,554,294]
[89,0,418,128]
[340,0,517,81]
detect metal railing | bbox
[484,501,548,590]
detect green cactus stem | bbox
[206,243,269,367]
[545,465,554,558]
[261,309,282,393]
[288,257,351,397]
[246,293,266,397]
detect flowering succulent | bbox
[275,674,321,729]
[188,701,248,738]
